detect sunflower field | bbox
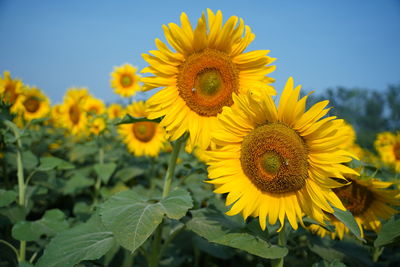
[1,9,400,267]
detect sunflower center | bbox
[240,123,308,194]
[132,121,157,142]
[69,104,81,124]
[333,179,374,216]
[4,83,18,103]
[177,48,239,117]
[393,143,400,160]
[23,97,40,113]
[120,74,133,88]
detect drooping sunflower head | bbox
[107,103,125,120]
[205,77,359,231]
[111,64,141,98]
[84,95,105,116]
[142,9,276,150]
[374,131,400,172]
[310,175,400,239]
[118,101,166,157]
[60,88,88,136]
[0,71,23,107]
[12,86,51,121]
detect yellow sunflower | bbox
[0,71,23,107]
[111,64,141,97]
[142,9,276,151]
[310,175,400,239]
[118,101,166,157]
[107,103,125,120]
[89,117,106,135]
[205,77,358,231]
[12,86,50,121]
[374,131,400,172]
[84,95,105,116]
[50,104,63,128]
[60,88,88,136]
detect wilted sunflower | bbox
[374,131,400,172]
[111,64,141,97]
[118,101,166,157]
[13,86,50,121]
[205,77,358,230]
[142,9,276,151]
[0,71,23,107]
[60,88,88,136]
[107,103,125,120]
[310,175,400,239]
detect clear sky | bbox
[0,0,399,104]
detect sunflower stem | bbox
[4,120,27,263]
[271,225,287,267]
[149,133,188,267]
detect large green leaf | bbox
[100,189,193,252]
[38,156,74,171]
[159,188,193,220]
[374,217,400,247]
[186,208,288,259]
[100,190,165,252]
[332,207,364,241]
[35,213,115,267]
[0,189,17,207]
[12,209,69,241]
[94,162,117,184]
[63,174,94,195]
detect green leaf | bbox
[22,151,38,170]
[63,174,94,195]
[374,217,400,247]
[35,213,115,267]
[160,189,193,220]
[0,189,17,207]
[12,209,68,241]
[38,156,74,171]
[114,166,144,182]
[100,190,165,252]
[186,208,288,259]
[332,207,364,241]
[115,114,161,125]
[94,162,117,184]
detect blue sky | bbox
[0,0,399,104]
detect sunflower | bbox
[0,71,23,108]
[205,77,358,231]
[107,103,125,120]
[50,104,63,128]
[310,175,400,239]
[84,95,105,116]
[60,88,88,136]
[111,64,141,97]
[141,9,276,151]
[12,86,50,121]
[375,131,400,172]
[89,117,106,135]
[118,101,166,157]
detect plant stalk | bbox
[271,225,287,267]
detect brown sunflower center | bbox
[394,143,400,160]
[69,104,81,124]
[4,83,18,103]
[23,97,40,113]
[120,74,133,88]
[177,48,239,117]
[132,121,157,142]
[333,179,374,216]
[240,123,308,194]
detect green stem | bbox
[162,134,187,198]
[0,240,19,260]
[372,247,384,262]
[94,147,104,206]
[271,225,287,267]
[148,134,187,267]
[4,120,27,263]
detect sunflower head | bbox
[111,64,141,98]
[205,77,359,231]
[142,9,276,150]
[60,88,89,136]
[118,101,166,157]
[89,117,106,136]
[12,86,50,121]
[375,131,400,172]
[107,103,125,120]
[0,71,23,107]
[84,96,105,116]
